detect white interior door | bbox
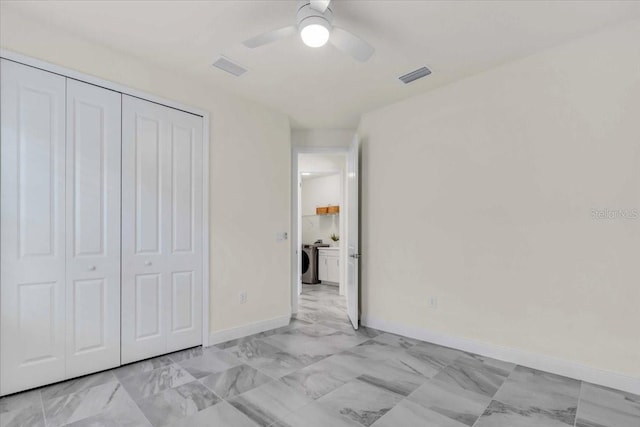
[346,137,360,330]
[121,95,203,364]
[65,80,122,377]
[0,60,67,394]
[297,175,303,297]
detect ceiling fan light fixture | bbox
[299,17,331,47]
[242,0,375,62]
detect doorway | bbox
[291,144,359,329]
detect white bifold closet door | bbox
[121,95,203,364]
[65,79,122,377]
[1,60,67,395]
[0,60,121,395]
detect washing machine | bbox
[301,243,329,284]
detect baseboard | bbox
[361,315,640,396]
[207,314,291,346]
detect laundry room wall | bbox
[301,174,341,245]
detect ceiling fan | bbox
[243,0,375,62]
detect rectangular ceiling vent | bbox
[399,66,432,84]
[212,56,248,77]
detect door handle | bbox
[145,261,152,266]
[349,254,361,259]
[88,265,96,271]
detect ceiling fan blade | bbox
[243,26,297,48]
[310,0,331,13]
[329,27,374,62]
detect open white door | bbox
[346,137,360,329]
[297,174,303,298]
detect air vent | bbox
[398,66,431,84]
[212,56,248,77]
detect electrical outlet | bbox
[428,297,438,309]
[240,291,247,304]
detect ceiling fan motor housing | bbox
[241,0,373,62]
[296,1,334,31]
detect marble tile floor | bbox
[1,284,639,427]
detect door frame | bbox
[0,49,212,347]
[291,146,348,314]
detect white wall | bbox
[299,153,346,173]
[301,175,341,245]
[359,20,640,380]
[301,174,342,217]
[301,215,340,247]
[1,11,292,336]
[292,129,355,148]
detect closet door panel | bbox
[65,80,121,377]
[135,273,163,339]
[166,109,203,351]
[171,123,196,253]
[1,59,67,395]
[136,115,162,254]
[121,96,171,363]
[122,96,203,362]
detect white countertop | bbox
[318,247,340,251]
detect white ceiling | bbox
[3,1,640,129]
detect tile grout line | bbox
[469,363,518,427]
[192,375,227,416]
[38,389,48,427]
[196,358,280,403]
[123,363,213,427]
[474,365,583,427]
[127,383,155,427]
[111,371,153,426]
[574,380,584,427]
[226,285,358,426]
[307,332,423,426]
[391,345,497,427]
[218,317,355,383]
[378,345,479,426]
